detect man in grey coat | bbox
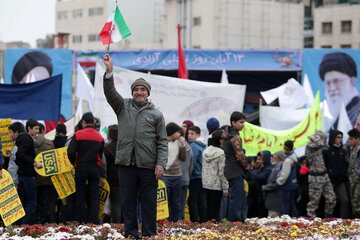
[103,54,168,238]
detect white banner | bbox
[94,62,246,138]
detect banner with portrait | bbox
[5,49,72,119]
[302,49,360,129]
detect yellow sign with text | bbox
[98,178,110,220]
[0,170,25,226]
[0,119,14,158]
[51,169,76,199]
[35,147,73,176]
[240,92,321,156]
[157,179,169,220]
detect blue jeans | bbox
[228,175,247,222]
[18,175,37,225]
[180,185,188,220]
[161,176,182,222]
[282,190,298,217]
[188,178,207,222]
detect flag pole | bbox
[106,1,118,54]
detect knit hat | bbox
[319,52,357,80]
[206,118,220,133]
[108,124,118,141]
[274,151,285,161]
[166,122,181,136]
[131,78,151,95]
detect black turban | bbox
[319,52,357,80]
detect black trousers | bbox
[119,165,157,238]
[205,189,223,222]
[188,178,207,223]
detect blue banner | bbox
[74,49,302,71]
[0,75,62,121]
[5,49,72,119]
[303,49,360,127]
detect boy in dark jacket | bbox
[323,130,351,219]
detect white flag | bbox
[76,63,94,111]
[279,78,309,109]
[303,74,314,108]
[221,69,229,84]
[75,98,83,119]
[337,102,352,144]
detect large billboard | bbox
[303,49,360,128]
[5,49,72,119]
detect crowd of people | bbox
[0,53,360,239]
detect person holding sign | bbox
[15,118,43,225]
[103,54,168,238]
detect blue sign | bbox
[5,49,72,119]
[74,49,302,71]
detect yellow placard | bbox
[51,169,76,199]
[0,169,25,226]
[240,92,322,156]
[98,178,110,220]
[156,179,169,220]
[0,119,14,158]
[35,147,73,176]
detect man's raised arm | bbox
[103,54,124,116]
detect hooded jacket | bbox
[190,138,206,180]
[251,151,272,186]
[103,74,168,170]
[202,145,228,192]
[323,130,348,184]
[263,161,283,212]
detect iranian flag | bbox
[99,5,131,45]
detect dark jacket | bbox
[223,127,246,180]
[103,74,168,170]
[15,133,36,176]
[104,140,119,187]
[53,133,68,149]
[190,138,206,180]
[34,134,55,186]
[323,129,348,184]
[251,151,272,202]
[67,126,104,168]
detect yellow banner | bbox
[98,178,110,220]
[35,147,73,176]
[0,119,14,158]
[0,170,25,226]
[240,92,321,156]
[157,179,169,220]
[51,169,76,199]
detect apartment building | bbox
[55,0,164,50]
[313,3,360,48]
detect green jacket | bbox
[103,74,168,170]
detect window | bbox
[340,44,351,48]
[88,34,100,42]
[193,17,201,26]
[73,9,82,18]
[73,35,82,43]
[89,7,103,16]
[341,21,352,33]
[321,45,332,48]
[58,11,68,19]
[322,22,332,34]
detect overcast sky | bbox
[0,0,56,48]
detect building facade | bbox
[164,0,304,49]
[55,0,164,50]
[313,3,360,48]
